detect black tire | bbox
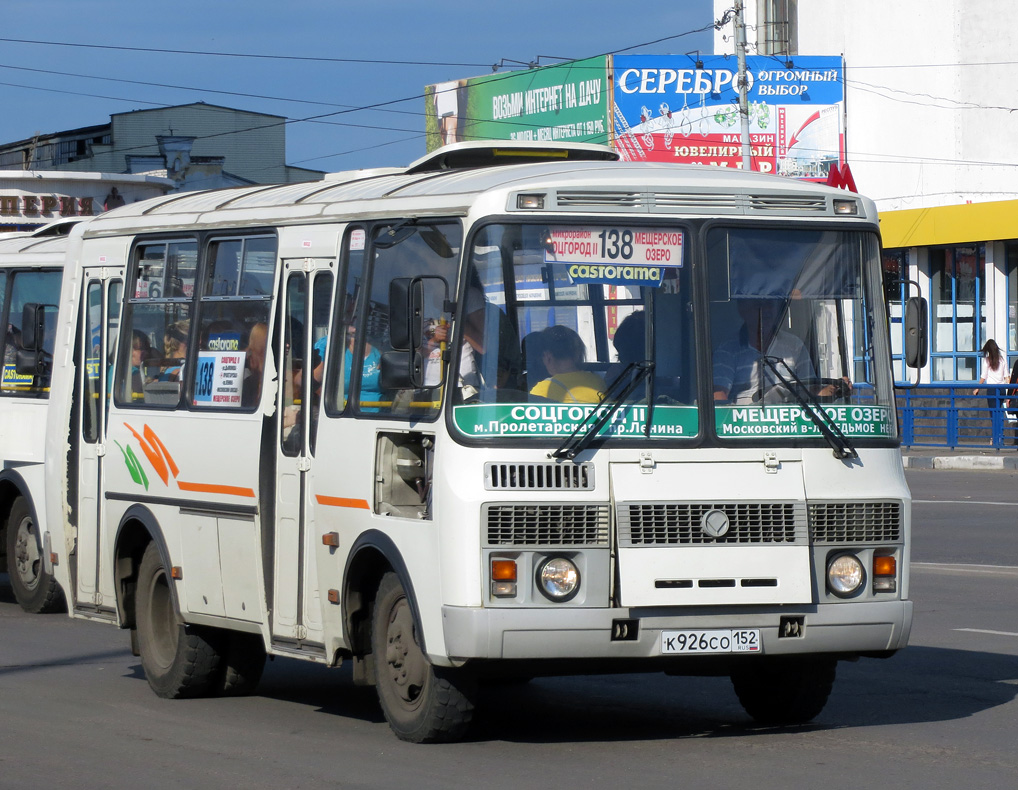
[135,542,224,699]
[218,631,266,697]
[5,496,64,614]
[371,572,476,743]
[731,657,837,725]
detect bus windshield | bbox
[450,222,697,441]
[708,226,895,442]
[450,222,894,445]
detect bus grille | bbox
[749,195,827,212]
[553,190,832,215]
[808,502,902,543]
[485,462,594,491]
[484,503,610,546]
[618,502,807,545]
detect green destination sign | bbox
[453,402,698,439]
[715,405,893,438]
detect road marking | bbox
[913,499,1016,507]
[954,628,1018,638]
[912,562,1018,577]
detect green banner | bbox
[426,57,609,152]
[715,405,893,438]
[453,402,697,438]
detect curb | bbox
[902,455,1018,470]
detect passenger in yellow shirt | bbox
[528,325,605,403]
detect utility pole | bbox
[734,0,752,170]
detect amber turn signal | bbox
[491,559,518,581]
[873,556,896,576]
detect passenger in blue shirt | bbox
[318,328,384,412]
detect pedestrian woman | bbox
[973,338,1008,422]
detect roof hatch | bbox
[405,140,619,174]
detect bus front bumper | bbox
[440,600,912,663]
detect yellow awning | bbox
[879,199,1018,248]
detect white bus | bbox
[42,142,916,742]
[0,222,76,613]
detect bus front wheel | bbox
[136,541,224,698]
[731,656,837,725]
[371,572,476,743]
[5,496,64,614]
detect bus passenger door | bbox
[75,272,122,616]
[271,262,333,650]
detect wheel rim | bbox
[144,569,178,670]
[12,514,41,592]
[383,595,428,711]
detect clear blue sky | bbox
[0,0,715,173]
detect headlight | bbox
[536,557,580,602]
[827,554,865,597]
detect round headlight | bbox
[827,554,865,597]
[536,557,580,601]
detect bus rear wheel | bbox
[136,541,224,698]
[6,496,64,614]
[371,572,475,743]
[731,656,837,725]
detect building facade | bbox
[0,103,323,194]
[715,0,1018,383]
[1,171,175,233]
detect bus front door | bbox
[270,263,333,651]
[75,273,122,617]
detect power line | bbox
[0,36,491,68]
[0,62,421,116]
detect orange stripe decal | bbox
[177,480,256,498]
[145,425,180,479]
[316,495,371,510]
[124,423,169,486]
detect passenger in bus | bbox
[4,323,21,366]
[605,310,646,385]
[712,298,845,404]
[528,325,605,404]
[158,321,189,381]
[129,330,155,398]
[242,322,268,408]
[340,326,383,411]
[426,283,521,400]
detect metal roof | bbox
[78,144,876,234]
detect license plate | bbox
[661,629,761,654]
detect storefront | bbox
[881,200,1018,384]
[0,171,174,233]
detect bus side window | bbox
[190,236,276,411]
[117,240,197,408]
[367,221,461,418]
[1,270,62,396]
[325,227,364,417]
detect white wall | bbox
[713,0,1018,211]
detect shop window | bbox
[929,245,985,382]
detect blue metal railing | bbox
[897,384,1018,449]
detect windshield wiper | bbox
[550,361,654,461]
[760,356,858,460]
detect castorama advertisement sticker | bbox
[612,55,845,179]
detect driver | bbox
[713,298,846,404]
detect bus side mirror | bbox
[15,303,51,377]
[904,296,928,368]
[20,303,46,352]
[389,278,424,352]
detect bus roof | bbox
[0,231,71,257]
[79,144,878,235]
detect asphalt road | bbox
[1,468,1015,789]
